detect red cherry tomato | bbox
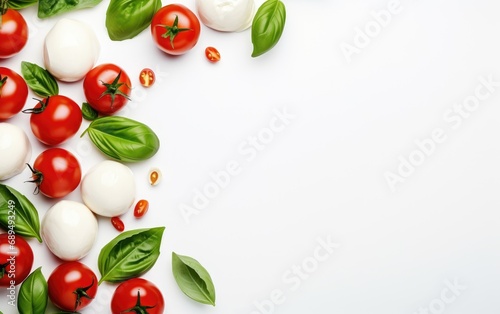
[205,47,221,63]
[28,148,81,198]
[111,216,125,232]
[83,63,131,115]
[48,261,98,312]
[134,199,149,218]
[0,233,34,286]
[0,67,28,120]
[0,9,28,59]
[139,68,155,87]
[25,95,82,145]
[151,4,201,55]
[111,278,165,314]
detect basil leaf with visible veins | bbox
[251,0,286,57]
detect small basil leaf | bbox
[8,0,37,10]
[38,0,102,18]
[82,102,98,121]
[251,0,286,57]
[17,267,48,314]
[82,116,160,162]
[21,61,59,97]
[98,227,165,284]
[172,252,216,306]
[106,0,161,41]
[0,184,42,242]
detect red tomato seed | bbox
[134,199,149,218]
[205,47,221,63]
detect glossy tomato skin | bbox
[151,4,201,55]
[31,148,81,198]
[111,278,165,314]
[0,67,28,120]
[0,233,34,286]
[83,63,131,115]
[0,9,28,59]
[48,261,98,312]
[28,95,82,145]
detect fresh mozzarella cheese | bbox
[0,123,31,181]
[81,160,136,217]
[196,0,256,32]
[43,18,100,82]
[42,200,98,261]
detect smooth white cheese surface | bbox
[43,18,100,82]
[196,0,256,32]
[81,160,136,217]
[42,200,98,261]
[0,123,31,181]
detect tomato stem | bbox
[73,277,95,311]
[0,262,9,279]
[0,0,7,17]
[22,97,49,114]
[122,290,156,314]
[158,15,192,49]
[0,75,7,97]
[98,71,131,110]
[24,163,43,195]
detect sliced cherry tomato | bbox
[28,148,81,198]
[205,47,221,63]
[0,8,28,58]
[0,67,28,120]
[111,278,164,314]
[24,95,82,145]
[83,63,131,115]
[0,233,34,286]
[139,68,155,87]
[48,261,98,312]
[151,4,201,55]
[134,199,149,218]
[111,216,125,232]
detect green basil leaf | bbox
[82,116,160,162]
[0,184,42,242]
[38,0,102,18]
[18,267,48,314]
[8,0,37,10]
[106,0,161,41]
[82,102,98,121]
[251,0,286,57]
[172,252,216,306]
[21,61,59,97]
[98,227,165,284]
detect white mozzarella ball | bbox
[81,160,136,217]
[0,123,31,181]
[42,200,98,261]
[43,18,100,82]
[196,0,256,32]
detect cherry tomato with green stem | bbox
[27,148,81,198]
[0,67,28,120]
[111,278,164,314]
[0,6,28,58]
[24,95,82,145]
[0,233,33,286]
[48,261,98,312]
[151,4,201,55]
[83,63,131,115]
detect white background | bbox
[2,0,500,313]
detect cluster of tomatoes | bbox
[0,2,206,314]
